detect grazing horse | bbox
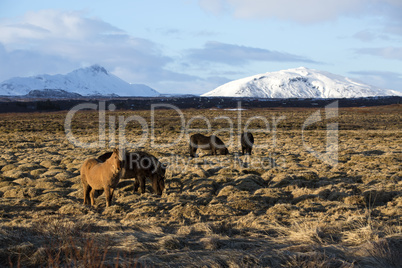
[189,133,229,157]
[98,151,166,196]
[241,132,254,155]
[81,148,122,207]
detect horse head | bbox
[109,148,122,171]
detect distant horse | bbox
[189,133,229,157]
[81,148,122,207]
[98,151,166,196]
[241,132,254,155]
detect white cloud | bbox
[186,41,318,65]
[349,70,402,92]
[232,0,364,22]
[356,47,402,61]
[198,0,229,16]
[199,0,402,23]
[0,43,78,79]
[0,10,121,44]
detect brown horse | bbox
[81,148,122,207]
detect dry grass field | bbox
[0,103,401,267]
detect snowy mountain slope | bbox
[0,65,159,97]
[202,67,401,98]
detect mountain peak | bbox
[88,64,108,75]
[202,68,401,98]
[288,66,310,76]
[0,65,159,97]
[74,64,109,76]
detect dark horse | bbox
[98,151,166,195]
[241,132,254,155]
[189,133,229,157]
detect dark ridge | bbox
[0,96,400,113]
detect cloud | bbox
[0,9,194,88]
[198,0,230,16]
[349,70,402,92]
[0,10,122,44]
[199,0,402,24]
[355,47,402,61]
[353,30,382,42]
[145,75,231,95]
[186,41,317,65]
[153,27,219,40]
[350,1,402,42]
[0,43,78,80]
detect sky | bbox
[0,0,401,95]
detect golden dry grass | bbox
[0,104,401,267]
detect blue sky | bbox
[0,0,401,94]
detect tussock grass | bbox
[0,105,401,267]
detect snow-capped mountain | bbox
[0,65,159,97]
[202,67,401,98]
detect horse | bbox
[241,132,254,155]
[189,133,229,157]
[98,151,166,196]
[81,148,122,207]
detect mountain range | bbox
[1,66,400,98]
[0,65,159,97]
[202,67,401,98]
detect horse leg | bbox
[189,145,194,157]
[81,174,89,205]
[83,184,91,205]
[107,188,115,207]
[104,186,111,207]
[190,146,196,158]
[82,184,87,204]
[151,175,163,195]
[133,178,139,193]
[110,188,115,201]
[151,175,158,194]
[139,176,146,194]
[89,188,96,206]
[82,180,88,204]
